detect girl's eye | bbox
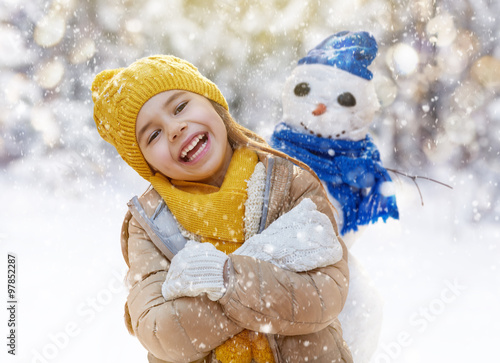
[174,101,188,115]
[147,130,160,145]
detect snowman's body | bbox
[271,32,398,363]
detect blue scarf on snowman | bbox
[271,123,399,235]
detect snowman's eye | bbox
[337,92,356,107]
[294,82,310,97]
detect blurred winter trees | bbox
[0,0,498,221]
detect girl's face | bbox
[136,90,233,187]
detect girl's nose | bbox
[168,121,187,142]
[312,103,327,116]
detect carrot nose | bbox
[312,103,327,116]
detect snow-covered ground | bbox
[353,172,500,363]
[1,161,498,363]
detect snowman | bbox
[271,31,399,363]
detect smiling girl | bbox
[92,55,352,363]
[136,90,232,186]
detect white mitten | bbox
[162,241,228,301]
[233,198,343,272]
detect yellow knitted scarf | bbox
[150,147,274,362]
[150,147,257,254]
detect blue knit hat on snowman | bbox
[298,30,378,80]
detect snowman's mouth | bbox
[300,122,346,139]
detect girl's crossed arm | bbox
[220,167,349,336]
[125,218,243,362]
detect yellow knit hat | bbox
[91,55,228,180]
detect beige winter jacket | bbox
[120,153,352,363]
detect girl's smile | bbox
[179,132,209,163]
[136,90,233,187]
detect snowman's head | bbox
[282,64,380,141]
[282,31,380,141]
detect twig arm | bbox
[386,167,453,207]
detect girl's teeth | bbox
[187,139,207,161]
[180,134,204,158]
